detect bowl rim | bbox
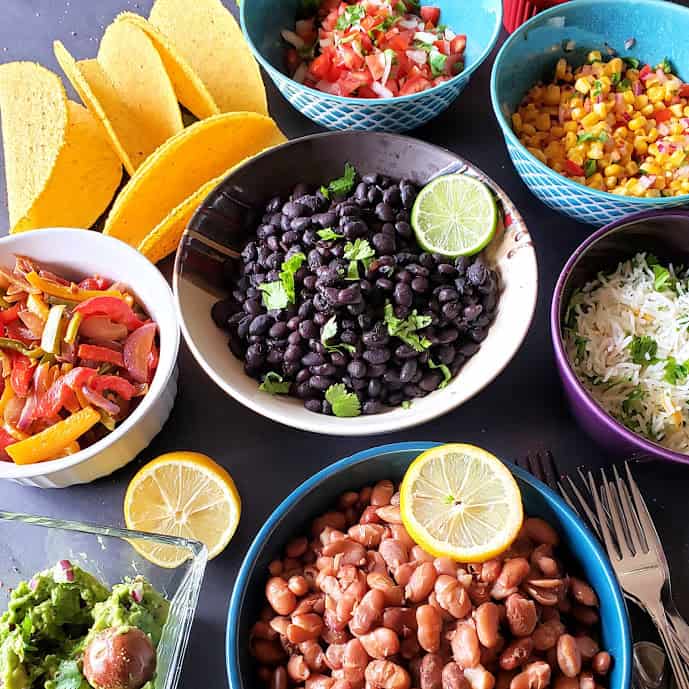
[489,0,689,207]
[173,130,539,436]
[0,228,180,479]
[225,440,633,689]
[240,0,502,106]
[550,208,689,464]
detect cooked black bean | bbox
[363,348,391,365]
[305,398,322,413]
[309,376,333,391]
[249,314,273,336]
[393,282,413,307]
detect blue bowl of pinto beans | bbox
[226,442,632,689]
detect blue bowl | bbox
[491,0,689,227]
[241,0,502,132]
[226,441,632,689]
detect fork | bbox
[590,464,689,689]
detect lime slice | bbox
[400,444,523,562]
[411,174,498,257]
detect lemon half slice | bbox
[124,451,241,567]
[400,444,523,563]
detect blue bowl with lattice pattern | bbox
[241,0,502,132]
[490,0,689,227]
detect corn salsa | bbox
[512,53,689,197]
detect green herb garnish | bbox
[317,228,344,240]
[53,661,83,689]
[384,303,432,352]
[325,383,361,417]
[622,386,644,416]
[323,162,358,199]
[624,57,641,69]
[592,79,603,97]
[584,159,597,178]
[611,72,621,86]
[336,5,366,30]
[344,238,375,280]
[577,132,608,143]
[429,359,452,388]
[429,51,448,78]
[259,252,306,309]
[401,400,412,409]
[664,357,689,385]
[657,57,673,74]
[259,371,292,395]
[616,78,632,91]
[628,335,659,365]
[653,264,675,292]
[258,282,289,310]
[321,315,357,354]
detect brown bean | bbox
[464,665,496,689]
[475,602,501,648]
[531,544,560,578]
[288,654,310,682]
[391,491,401,506]
[452,623,481,669]
[325,643,346,670]
[286,536,309,559]
[496,671,516,689]
[360,628,401,659]
[316,555,336,573]
[401,634,423,660]
[367,572,404,606]
[523,518,559,546]
[266,577,297,616]
[367,550,388,574]
[391,523,417,550]
[417,604,443,653]
[395,562,418,587]
[383,607,418,638]
[305,673,335,689]
[492,559,530,599]
[579,672,595,689]
[417,654,443,689]
[339,491,360,509]
[575,636,599,661]
[557,634,582,678]
[377,505,403,524]
[365,660,412,689]
[269,616,290,636]
[322,538,367,567]
[350,588,385,635]
[348,524,386,547]
[252,621,278,641]
[499,638,534,671]
[469,581,492,607]
[380,539,409,571]
[434,557,459,577]
[443,662,471,689]
[321,627,351,645]
[288,575,309,596]
[252,638,287,665]
[571,605,598,626]
[287,614,324,644]
[312,511,347,536]
[523,583,561,607]
[480,560,504,584]
[406,562,438,603]
[435,575,472,619]
[361,505,382,524]
[270,666,287,689]
[269,560,283,577]
[510,662,550,689]
[553,678,579,689]
[592,652,611,676]
[299,640,328,672]
[295,593,325,617]
[372,480,395,506]
[411,545,436,563]
[532,620,565,651]
[569,578,598,607]
[505,594,537,637]
[358,486,373,506]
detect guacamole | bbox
[0,561,169,689]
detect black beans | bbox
[218,170,500,416]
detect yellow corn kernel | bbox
[684,106,689,117]
[588,142,604,160]
[564,131,577,149]
[641,104,655,117]
[626,161,639,175]
[654,176,667,190]
[574,77,591,94]
[587,50,602,63]
[623,90,636,105]
[535,113,551,132]
[581,112,600,128]
[642,161,660,175]
[587,173,604,189]
[604,164,625,177]
[527,147,547,164]
[605,176,618,189]
[606,58,624,76]
[522,123,536,135]
[671,122,683,136]
[570,96,583,109]
[613,126,629,138]
[593,102,608,118]
[555,58,568,81]
[634,95,649,108]
[571,107,585,121]
[646,86,665,103]
[645,189,661,197]
[634,139,648,156]
[670,149,686,167]
[647,127,659,143]
[550,125,565,138]
[670,103,684,117]
[563,121,579,133]
[544,84,561,106]
[628,116,647,131]
[511,112,523,133]
[569,150,585,166]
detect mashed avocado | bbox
[0,562,169,689]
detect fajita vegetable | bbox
[0,256,159,465]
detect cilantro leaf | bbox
[664,357,689,385]
[325,163,358,198]
[628,335,658,365]
[574,335,588,363]
[384,303,432,352]
[317,228,344,240]
[344,239,375,280]
[259,371,291,395]
[622,386,644,416]
[584,159,597,178]
[336,5,366,30]
[325,384,361,417]
[429,359,452,388]
[259,281,290,310]
[653,264,675,291]
[321,315,357,354]
[429,51,448,78]
[54,661,84,689]
[280,252,306,303]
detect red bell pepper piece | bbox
[679,84,689,98]
[10,353,34,397]
[77,344,124,367]
[34,367,97,418]
[564,159,586,176]
[639,64,653,80]
[89,375,137,400]
[419,6,441,26]
[0,304,20,324]
[77,276,111,291]
[654,108,672,123]
[74,297,145,331]
[0,428,15,462]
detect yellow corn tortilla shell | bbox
[54,32,181,175]
[148,0,268,115]
[12,101,122,233]
[115,12,219,120]
[104,112,286,247]
[0,62,68,227]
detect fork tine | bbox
[556,479,583,516]
[625,461,663,555]
[527,453,546,482]
[589,470,620,561]
[601,468,634,558]
[563,475,602,539]
[540,450,560,491]
[612,465,644,554]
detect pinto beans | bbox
[406,563,438,603]
[505,594,538,637]
[475,602,501,648]
[592,652,611,676]
[419,654,444,689]
[360,628,401,659]
[417,604,443,653]
[266,578,297,615]
[499,639,534,671]
[451,623,481,669]
[443,662,471,689]
[435,575,472,619]
[288,654,311,682]
[492,559,530,599]
[365,660,412,689]
[350,588,385,635]
[349,523,386,547]
[569,578,599,607]
[510,662,551,689]
[557,635,582,677]
[380,539,409,571]
[371,480,395,506]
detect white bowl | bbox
[174,133,538,436]
[0,229,179,488]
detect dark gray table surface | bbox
[1,0,689,685]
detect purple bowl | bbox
[551,209,689,465]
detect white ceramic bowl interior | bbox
[174,142,538,436]
[0,229,179,488]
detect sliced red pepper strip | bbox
[74,297,145,331]
[564,159,586,176]
[89,375,137,400]
[10,353,35,397]
[0,428,16,462]
[654,108,672,123]
[77,344,124,367]
[34,367,97,418]
[0,305,20,324]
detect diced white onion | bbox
[371,81,394,98]
[414,31,438,45]
[406,49,428,65]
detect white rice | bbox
[564,252,689,453]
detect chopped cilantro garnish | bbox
[259,372,292,394]
[280,252,306,303]
[622,386,644,416]
[259,281,289,310]
[384,303,432,352]
[628,335,658,365]
[325,383,361,417]
[592,79,603,97]
[577,132,608,143]
[584,159,597,178]
[611,72,621,86]
[344,239,375,280]
[574,336,588,362]
[318,228,344,240]
[321,315,357,354]
[259,252,306,309]
[429,51,448,78]
[324,163,358,198]
[428,359,452,388]
[336,5,366,31]
[652,264,675,291]
[664,357,689,385]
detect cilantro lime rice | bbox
[565,252,689,451]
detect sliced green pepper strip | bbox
[0,337,45,358]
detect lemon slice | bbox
[124,451,241,567]
[400,444,523,563]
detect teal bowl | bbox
[226,441,632,689]
[241,0,502,132]
[491,0,689,227]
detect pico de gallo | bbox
[0,257,158,466]
[283,0,467,98]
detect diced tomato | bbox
[366,53,387,81]
[420,6,441,25]
[78,276,111,291]
[337,70,373,96]
[0,304,20,324]
[447,54,465,75]
[4,320,35,345]
[357,85,378,98]
[400,75,432,96]
[386,79,400,97]
[639,64,652,79]
[77,344,124,367]
[679,84,689,98]
[286,48,301,75]
[564,159,586,176]
[450,35,467,55]
[434,40,450,55]
[654,108,672,123]
[0,428,15,462]
[10,353,34,397]
[310,52,333,81]
[74,297,145,331]
[339,44,365,71]
[385,30,413,52]
[361,15,378,31]
[89,376,137,400]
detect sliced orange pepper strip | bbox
[25,272,127,303]
[7,406,100,465]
